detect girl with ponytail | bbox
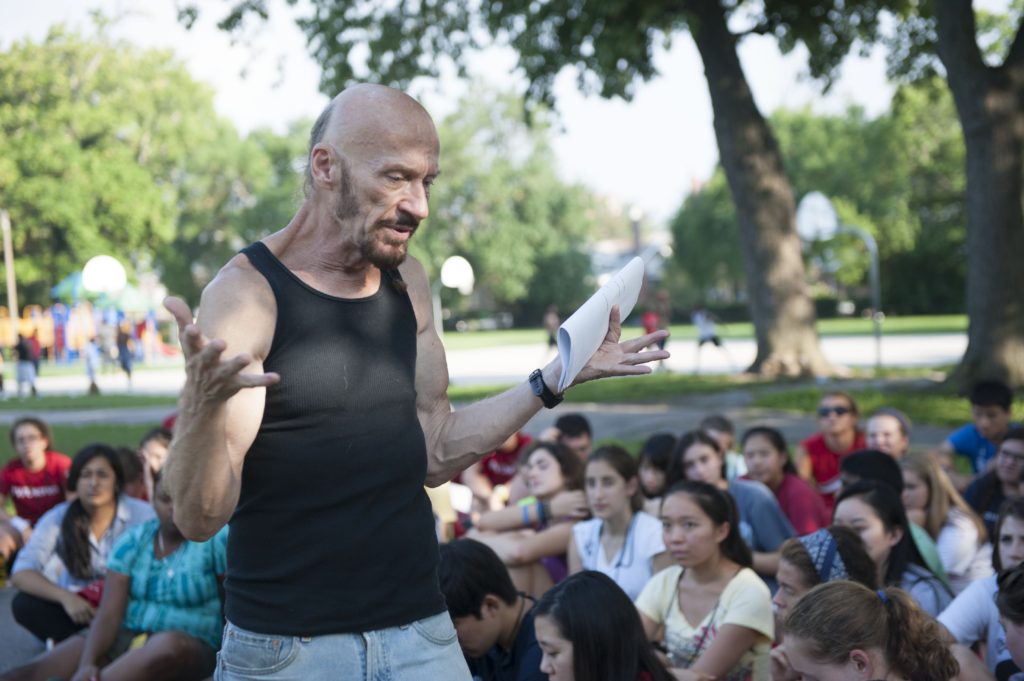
[10,444,154,643]
[783,581,959,681]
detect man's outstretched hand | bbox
[164,296,279,408]
[571,306,669,387]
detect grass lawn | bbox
[439,314,967,351]
[0,394,178,412]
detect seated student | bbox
[471,442,587,597]
[939,498,1024,681]
[833,480,953,617]
[770,527,878,681]
[668,430,795,581]
[550,414,592,461]
[783,581,959,681]
[9,444,155,643]
[568,446,670,600]
[0,473,227,681]
[699,414,747,480]
[137,427,171,502]
[794,391,866,513]
[638,433,675,516]
[636,480,774,680]
[939,380,1017,489]
[964,427,1024,540]
[772,526,878,623]
[507,415,593,504]
[901,451,992,594]
[839,448,949,586]
[115,447,148,500]
[741,426,829,535]
[534,571,672,681]
[997,564,1024,675]
[0,417,71,565]
[866,407,912,459]
[462,431,534,513]
[438,538,545,681]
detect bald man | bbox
[162,84,668,680]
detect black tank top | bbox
[225,241,445,635]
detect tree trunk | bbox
[935,1,1024,390]
[688,0,831,377]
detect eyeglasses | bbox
[999,448,1024,464]
[817,406,851,418]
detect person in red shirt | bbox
[461,431,533,513]
[794,392,866,513]
[741,426,830,535]
[0,417,71,562]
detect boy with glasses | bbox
[964,427,1024,540]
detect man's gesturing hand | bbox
[572,305,670,387]
[165,296,280,407]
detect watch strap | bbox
[529,369,563,409]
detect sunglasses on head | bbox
[817,406,851,417]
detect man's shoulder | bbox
[397,255,429,292]
[197,252,277,344]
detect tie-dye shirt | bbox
[106,520,228,648]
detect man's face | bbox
[330,131,439,270]
[972,404,1011,442]
[559,433,591,461]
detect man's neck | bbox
[266,206,383,298]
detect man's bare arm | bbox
[400,258,669,486]
[162,261,279,540]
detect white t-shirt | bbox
[572,511,665,600]
[636,565,773,681]
[937,507,993,595]
[938,574,1020,679]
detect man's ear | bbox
[310,144,336,187]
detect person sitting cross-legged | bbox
[0,472,227,681]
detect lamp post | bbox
[432,255,475,337]
[629,205,644,255]
[796,191,883,372]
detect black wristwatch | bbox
[529,369,564,409]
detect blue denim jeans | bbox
[214,611,471,680]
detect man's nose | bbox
[399,182,429,221]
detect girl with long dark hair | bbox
[833,480,952,616]
[10,444,154,642]
[636,480,774,680]
[534,570,672,681]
